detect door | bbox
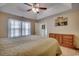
[40,23,47,37]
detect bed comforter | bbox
[0,37,62,56]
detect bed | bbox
[0,35,62,56]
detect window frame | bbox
[8,18,31,38]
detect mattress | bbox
[0,36,62,56]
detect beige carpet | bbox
[60,46,79,56]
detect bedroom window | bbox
[8,19,31,38]
[22,21,31,36]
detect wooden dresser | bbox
[49,33,75,48]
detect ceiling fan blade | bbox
[27,9,32,11]
[24,3,32,6]
[39,7,47,10]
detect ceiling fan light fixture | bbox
[24,3,47,14]
[32,8,36,12]
[36,8,39,12]
[32,7,39,13]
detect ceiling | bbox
[0,3,78,20]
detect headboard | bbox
[49,33,75,48]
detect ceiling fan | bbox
[24,3,47,14]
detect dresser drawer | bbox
[62,44,74,48]
[63,39,73,42]
[49,33,74,48]
[63,35,73,39]
[63,41,73,45]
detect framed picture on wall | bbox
[55,16,68,26]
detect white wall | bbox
[35,10,79,48]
